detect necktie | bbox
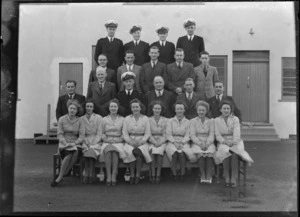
[162,41,165,47]
[127,90,130,96]
[217,95,220,102]
[69,94,73,100]
[158,91,162,98]
[129,66,132,71]
[135,40,138,46]
[152,61,156,68]
[99,83,103,94]
[189,36,192,42]
[178,63,181,70]
[110,37,112,43]
[203,66,208,77]
[188,93,191,101]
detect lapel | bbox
[94,82,102,96]
[64,94,69,107]
[102,82,109,96]
[190,93,198,107]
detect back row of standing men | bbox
[56,18,241,122]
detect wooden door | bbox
[233,51,269,123]
[59,63,83,96]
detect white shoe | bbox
[200,177,206,183]
[206,177,212,184]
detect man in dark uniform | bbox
[206,81,242,122]
[150,26,175,65]
[123,25,150,66]
[176,18,205,67]
[117,72,143,117]
[88,54,117,87]
[94,20,124,72]
[56,80,86,121]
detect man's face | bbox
[200,54,209,65]
[185,25,196,35]
[106,27,116,37]
[149,48,159,61]
[158,33,168,41]
[124,79,134,90]
[184,80,194,93]
[153,78,164,91]
[66,82,76,94]
[98,55,108,67]
[132,30,141,41]
[214,82,224,95]
[125,53,135,65]
[174,51,184,63]
[96,70,107,82]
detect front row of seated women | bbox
[51,98,253,188]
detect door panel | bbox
[59,63,83,96]
[233,51,269,123]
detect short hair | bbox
[219,100,234,113]
[153,76,165,84]
[129,98,146,115]
[175,48,184,53]
[149,46,160,53]
[106,98,121,114]
[200,51,210,56]
[173,100,187,112]
[125,50,135,56]
[84,99,95,113]
[214,81,224,86]
[98,53,108,59]
[65,80,77,86]
[67,99,83,116]
[148,100,166,117]
[185,77,194,83]
[195,100,210,114]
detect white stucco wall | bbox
[16,2,296,138]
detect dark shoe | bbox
[106,181,111,187]
[129,177,135,185]
[111,181,117,187]
[180,175,185,183]
[135,177,140,185]
[150,176,155,184]
[155,176,161,184]
[225,182,230,187]
[83,176,88,184]
[172,175,178,182]
[231,182,237,188]
[50,180,60,187]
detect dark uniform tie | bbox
[152,61,156,69]
[178,63,181,70]
[99,83,103,95]
[158,91,162,98]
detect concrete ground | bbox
[13,139,297,212]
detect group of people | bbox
[52,18,254,188]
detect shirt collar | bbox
[186,91,193,98]
[98,81,105,86]
[155,89,164,96]
[126,64,134,70]
[133,39,141,44]
[176,61,182,67]
[187,35,194,40]
[151,60,158,66]
[126,89,133,95]
[217,93,223,100]
[107,36,114,41]
[159,40,166,46]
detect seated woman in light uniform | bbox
[190,100,215,184]
[148,101,168,184]
[81,100,103,184]
[101,99,127,187]
[122,98,152,185]
[214,101,254,188]
[51,100,85,187]
[165,101,196,182]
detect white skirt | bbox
[149,143,166,156]
[165,142,197,163]
[99,142,126,162]
[214,140,254,165]
[191,143,216,158]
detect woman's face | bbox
[131,102,141,115]
[109,102,118,114]
[221,104,232,117]
[85,102,94,115]
[153,104,162,116]
[175,104,185,116]
[68,104,78,116]
[197,105,207,118]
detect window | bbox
[282,57,297,101]
[210,55,228,94]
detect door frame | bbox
[232,50,270,123]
